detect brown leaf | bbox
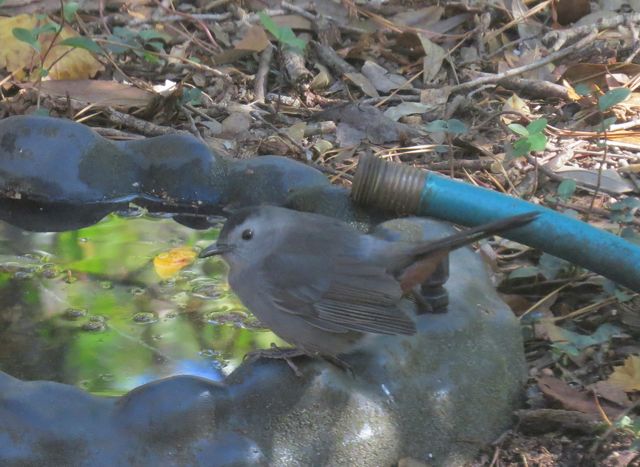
[554,0,591,25]
[233,25,269,52]
[31,80,155,108]
[561,63,640,90]
[320,103,418,146]
[272,15,312,31]
[537,375,623,419]
[589,380,632,407]
[213,26,269,64]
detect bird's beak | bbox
[199,242,234,258]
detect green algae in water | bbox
[0,213,285,396]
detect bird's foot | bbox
[244,344,307,377]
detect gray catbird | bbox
[199,206,537,360]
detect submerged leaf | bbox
[154,247,197,279]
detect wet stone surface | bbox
[0,215,526,466]
[0,116,331,231]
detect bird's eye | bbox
[241,229,254,240]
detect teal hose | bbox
[352,155,640,292]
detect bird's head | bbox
[198,206,284,268]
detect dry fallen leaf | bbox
[561,63,640,91]
[589,380,632,407]
[344,72,379,98]
[153,247,197,279]
[361,60,409,93]
[537,375,623,419]
[554,168,636,194]
[321,103,418,146]
[384,102,429,122]
[0,14,104,80]
[554,0,591,25]
[272,14,312,31]
[418,34,445,83]
[213,25,269,64]
[30,80,155,108]
[606,355,640,393]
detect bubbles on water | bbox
[40,263,59,278]
[170,291,189,308]
[129,287,146,296]
[29,250,54,261]
[205,308,256,328]
[82,316,106,332]
[99,281,113,289]
[132,312,157,324]
[169,238,186,247]
[178,270,198,281]
[115,205,145,218]
[199,348,220,358]
[189,277,225,299]
[192,284,221,299]
[13,271,33,280]
[63,308,88,320]
[157,279,176,292]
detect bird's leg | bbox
[244,343,307,376]
[410,288,434,313]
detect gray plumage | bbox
[199,206,537,357]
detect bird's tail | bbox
[410,211,539,257]
[396,211,539,293]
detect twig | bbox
[587,126,608,221]
[283,47,312,88]
[494,76,569,100]
[311,40,357,75]
[373,70,423,108]
[105,108,192,137]
[450,31,598,93]
[280,1,316,21]
[129,13,232,25]
[361,94,421,105]
[254,44,274,103]
[93,127,144,140]
[543,12,640,50]
[154,0,221,52]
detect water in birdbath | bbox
[0,211,282,396]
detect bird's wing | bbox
[261,251,416,336]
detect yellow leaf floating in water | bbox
[0,14,104,81]
[153,247,197,279]
[606,355,640,393]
